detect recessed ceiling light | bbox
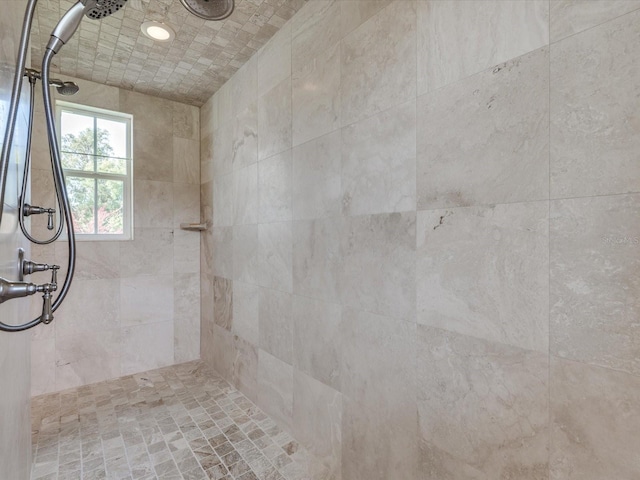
[141,21,175,42]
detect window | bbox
[57,102,133,240]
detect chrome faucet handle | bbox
[36,277,58,324]
[47,210,55,230]
[23,203,56,230]
[50,265,59,288]
[41,291,54,324]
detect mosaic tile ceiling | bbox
[30,0,306,106]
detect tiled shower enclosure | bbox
[200,1,640,479]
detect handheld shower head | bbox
[84,0,127,20]
[46,0,128,53]
[180,0,234,21]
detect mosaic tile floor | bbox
[30,361,314,480]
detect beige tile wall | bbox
[200,1,640,479]
[29,76,201,396]
[0,1,34,478]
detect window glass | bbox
[57,102,133,240]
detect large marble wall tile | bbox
[232,281,259,345]
[212,226,233,279]
[339,0,394,38]
[417,325,549,479]
[173,183,201,229]
[200,307,215,367]
[342,101,416,216]
[120,228,173,278]
[54,241,120,280]
[210,324,235,381]
[291,0,341,74]
[31,338,56,397]
[550,194,640,375]
[135,180,174,228]
[550,11,640,198]
[173,272,200,363]
[200,152,214,186]
[134,130,174,183]
[213,173,233,227]
[292,130,341,221]
[233,224,259,285]
[56,351,121,392]
[341,0,416,126]
[55,329,122,389]
[417,202,549,353]
[231,334,259,403]
[417,47,549,210]
[417,0,549,95]
[120,90,173,135]
[341,307,418,480]
[201,180,213,225]
[172,102,200,141]
[121,275,174,326]
[173,229,200,274]
[292,218,343,303]
[121,321,174,375]
[341,212,416,322]
[293,295,342,391]
[257,23,292,97]
[232,56,257,116]
[172,137,200,185]
[258,150,292,223]
[210,324,259,403]
[232,102,258,171]
[214,276,233,331]
[258,350,294,432]
[55,278,120,336]
[258,221,293,293]
[292,43,341,148]
[293,370,342,477]
[550,0,640,42]
[233,163,258,225]
[259,287,293,365]
[258,78,292,161]
[551,357,640,479]
[213,122,233,177]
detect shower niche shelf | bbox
[180,223,207,231]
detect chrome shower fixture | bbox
[85,0,127,19]
[24,68,79,95]
[0,0,128,332]
[47,0,128,53]
[180,0,234,21]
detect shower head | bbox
[180,0,234,21]
[47,0,128,54]
[24,69,80,95]
[55,82,80,96]
[84,0,128,20]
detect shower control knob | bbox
[23,203,56,229]
[22,260,53,275]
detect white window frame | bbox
[56,101,134,241]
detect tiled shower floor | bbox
[30,362,313,480]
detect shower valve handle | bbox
[22,260,57,276]
[23,203,56,230]
[37,276,58,324]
